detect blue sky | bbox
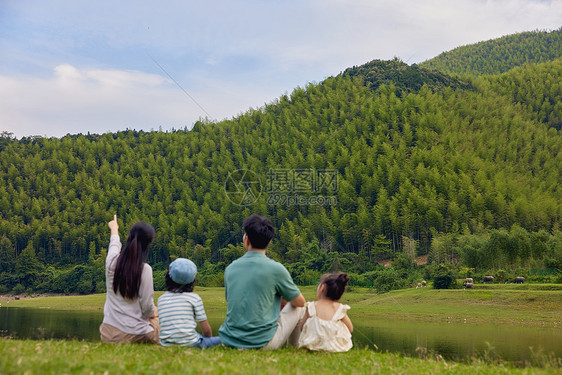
[1,0,561,138]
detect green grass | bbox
[0,340,560,375]
[349,286,562,327]
[1,293,107,311]
[473,283,562,291]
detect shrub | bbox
[345,272,369,287]
[294,269,322,286]
[77,280,94,295]
[94,281,105,294]
[495,269,507,283]
[153,269,167,291]
[432,263,458,289]
[459,267,475,278]
[12,283,25,294]
[434,275,454,289]
[374,268,407,293]
[198,272,224,287]
[392,254,415,271]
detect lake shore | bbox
[3,284,561,328]
[2,285,561,372]
[0,293,57,302]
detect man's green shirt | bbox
[218,251,301,348]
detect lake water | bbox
[0,307,102,341]
[354,320,562,363]
[1,307,560,363]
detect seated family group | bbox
[99,214,353,352]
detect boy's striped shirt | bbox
[157,292,207,346]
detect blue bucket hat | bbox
[169,258,197,285]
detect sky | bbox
[1,0,561,139]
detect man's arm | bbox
[289,293,305,308]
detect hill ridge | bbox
[420,27,562,76]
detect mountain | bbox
[0,29,561,293]
[341,58,471,95]
[420,27,562,76]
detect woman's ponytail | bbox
[112,222,155,299]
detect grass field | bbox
[1,340,561,375]
[350,286,562,327]
[1,284,561,374]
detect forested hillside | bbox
[1,29,561,294]
[420,28,562,76]
[341,59,471,94]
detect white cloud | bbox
[0,65,206,137]
[85,68,166,87]
[0,64,278,138]
[1,0,561,137]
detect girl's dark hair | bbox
[113,222,155,299]
[320,273,349,301]
[165,272,194,293]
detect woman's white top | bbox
[102,234,155,335]
[298,301,353,352]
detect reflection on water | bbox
[1,307,561,363]
[349,320,562,363]
[0,307,102,341]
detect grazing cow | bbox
[465,282,474,289]
[421,280,427,287]
[416,283,422,288]
[482,276,494,283]
[514,276,525,284]
[463,278,473,287]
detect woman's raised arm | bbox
[108,214,119,236]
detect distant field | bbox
[351,286,562,327]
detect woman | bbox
[99,215,160,343]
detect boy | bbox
[157,258,221,348]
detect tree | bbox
[0,235,15,272]
[402,236,417,259]
[16,242,42,275]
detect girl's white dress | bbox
[298,301,353,352]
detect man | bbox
[219,214,306,349]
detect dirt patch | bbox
[415,254,428,265]
[378,259,393,267]
[377,254,429,267]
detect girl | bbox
[157,258,221,348]
[298,273,353,352]
[99,215,160,343]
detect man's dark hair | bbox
[243,214,275,249]
[165,272,194,293]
